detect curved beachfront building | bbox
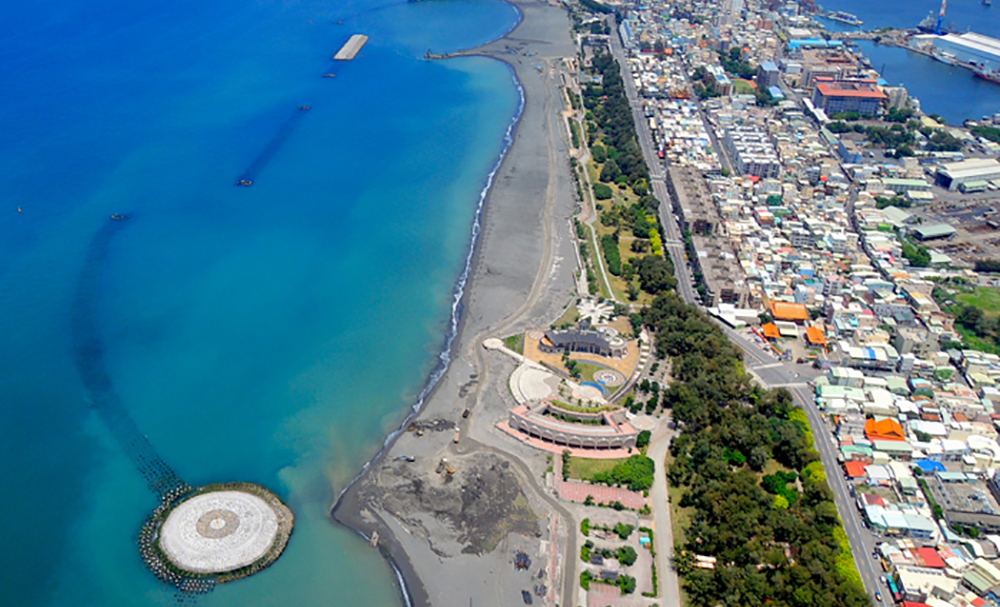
[508,400,638,450]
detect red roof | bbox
[816,82,887,99]
[915,547,946,569]
[844,461,867,478]
[901,603,932,607]
[862,493,885,506]
[762,322,781,339]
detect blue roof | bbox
[768,85,785,99]
[761,61,779,72]
[865,347,876,360]
[915,460,946,472]
[789,39,844,50]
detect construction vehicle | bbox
[453,427,461,443]
[407,425,424,437]
[436,458,455,475]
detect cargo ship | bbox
[824,11,863,26]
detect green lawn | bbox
[576,361,607,384]
[568,456,621,480]
[957,286,1000,310]
[503,333,525,355]
[733,79,756,95]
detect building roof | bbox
[915,547,946,569]
[816,81,887,100]
[844,460,868,478]
[865,418,906,441]
[915,459,946,472]
[805,326,827,346]
[913,224,957,239]
[771,301,809,321]
[762,322,782,339]
[937,158,1000,179]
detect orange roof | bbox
[844,461,867,478]
[865,418,906,442]
[805,326,826,346]
[770,301,810,321]
[762,322,781,339]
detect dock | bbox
[335,35,369,60]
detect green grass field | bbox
[568,456,620,480]
[733,79,756,95]
[957,286,1000,311]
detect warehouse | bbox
[935,158,1000,191]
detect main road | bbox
[607,23,699,306]
[608,22,885,604]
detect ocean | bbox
[816,0,1000,123]
[0,0,520,605]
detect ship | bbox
[974,68,1000,84]
[931,49,959,66]
[824,11,864,26]
[984,0,992,6]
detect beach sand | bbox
[331,2,580,607]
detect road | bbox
[607,24,700,306]
[607,26,886,604]
[646,421,683,607]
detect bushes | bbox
[614,522,634,539]
[601,234,622,275]
[636,430,651,449]
[593,183,613,200]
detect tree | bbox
[636,430,651,448]
[600,158,621,182]
[618,545,638,566]
[593,183,613,200]
[592,144,607,163]
[636,254,677,294]
[902,241,931,267]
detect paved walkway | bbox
[647,421,683,607]
[552,453,648,509]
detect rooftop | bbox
[815,81,887,100]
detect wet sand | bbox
[331,1,579,606]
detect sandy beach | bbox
[331,2,580,606]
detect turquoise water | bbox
[816,0,1000,123]
[0,0,520,605]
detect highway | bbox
[607,24,887,604]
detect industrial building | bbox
[933,32,1000,72]
[912,224,957,242]
[935,158,1000,191]
[810,79,887,117]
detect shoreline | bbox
[331,1,578,607]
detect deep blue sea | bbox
[0,0,520,605]
[816,0,1000,123]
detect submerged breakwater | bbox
[72,220,192,501]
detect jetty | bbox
[335,35,369,60]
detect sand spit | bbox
[332,2,580,607]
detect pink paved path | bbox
[551,450,648,510]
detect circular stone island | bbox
[142,483,293,587]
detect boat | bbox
[824,11,863,26]
[298,105,311,110]
[110,214,130,221]
[984,0,992,6]
[322,73,336,78]
[931,50,959,66]
[974,68,1000,84]
[236,179,253,187]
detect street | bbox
[606,25,887,604]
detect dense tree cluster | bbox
[583,52,650,189]
[637,292,868,607]
[902,241,931,268]
[953,304,1000,351]
[975,259,1000,273]
[591,454,655,491]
